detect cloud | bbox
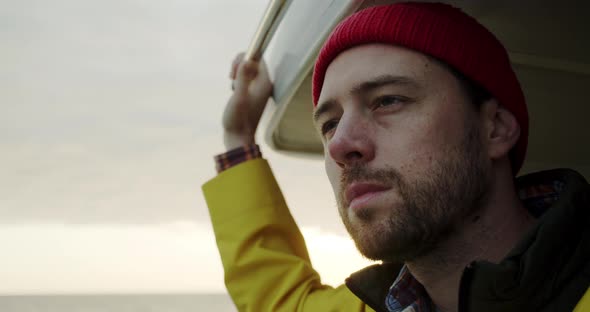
[301,227,375,287]
[0,0,367,295]
[0,222,372,294]
[0,222,226,294]
[0,0,275,224]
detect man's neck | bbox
[406,173,536,312]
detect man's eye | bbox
[374,95,406,108]
[321,119,339,137]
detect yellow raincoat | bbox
[203,159,372,311]
[202,159,590,311]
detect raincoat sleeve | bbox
[574,288,590,312]
[202,158,374,312]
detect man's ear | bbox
[481,99,521,160]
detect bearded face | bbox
[315,44,492,263]
[337,125,488,262]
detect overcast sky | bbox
[0,0,373,294]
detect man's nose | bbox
[327,112,375,168]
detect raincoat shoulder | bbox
[202,159,374,311]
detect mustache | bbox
[339,165,403,201]
[340,165,401,185]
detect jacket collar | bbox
[346,262,403,312]
[345,169,590,312]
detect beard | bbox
[337,126,489,263]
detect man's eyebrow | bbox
[313,75,418,124]
[350,74,418,95]
[313,99,337,124]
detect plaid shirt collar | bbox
[384,179,564,312]
[385,265,437,312]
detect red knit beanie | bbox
[312,2,528,174]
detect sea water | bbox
[0,293,236,312]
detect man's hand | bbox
[223,53,273,150]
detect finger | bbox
[233,60,258,94]
[230,53,246,79]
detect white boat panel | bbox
[259,0,590,177]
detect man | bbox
[203,3,590,312]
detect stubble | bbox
[337,126,488,262]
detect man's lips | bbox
[344,182,391,208]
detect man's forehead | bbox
[327,44,432,73]
[317,44,432,95]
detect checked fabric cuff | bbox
[215,144,262,173]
